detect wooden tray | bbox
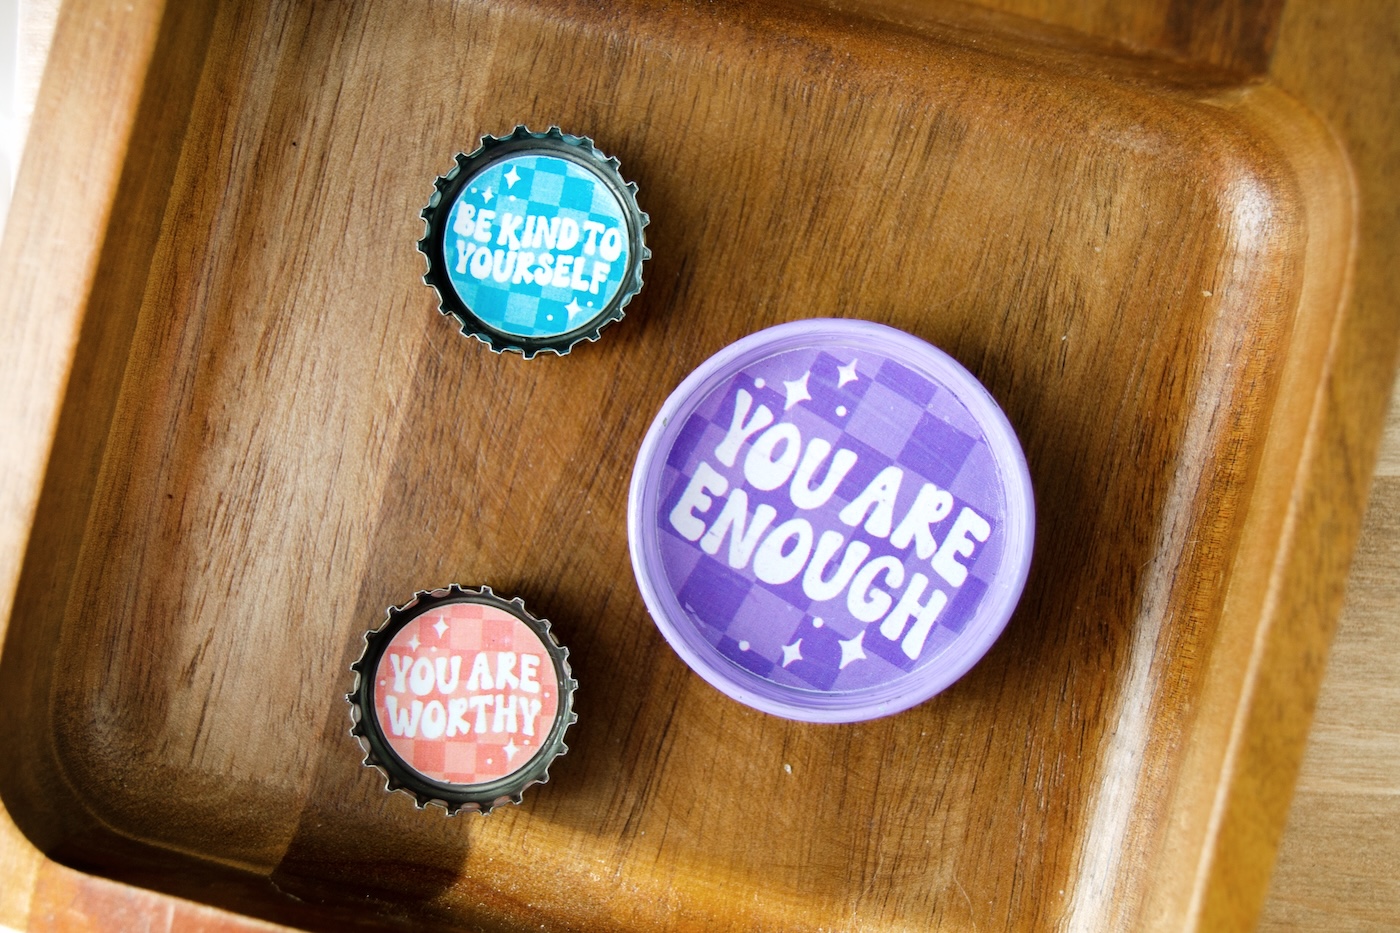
[0,0,1386,929]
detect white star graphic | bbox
[407,634,420,651]
[837,359,859,387]
[838,630,867,669]
[504,166,521,188]
[783,371,812,410]
[432,617,448,639]
[565,298,584,320]
[481,186,493,204]
[503,740,519,761]
[781,639,803,667]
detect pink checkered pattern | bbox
[373,603,560,785]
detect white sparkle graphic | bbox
[783,371,812,410]
[504,166,521,188]
[836,405,847,417]
[838,359,859,387]
[738,640,750,651]
[838,630,867,669]
[432,618,448,639]
[565,298,584,320]
[407,634,421,651]
[781,639,803,667]
[481,186,494,204]
[503,740,519,761]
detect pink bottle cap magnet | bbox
[628,320,1034,723]
[348,585,577,814]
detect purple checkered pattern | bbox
[655,347,1008,693]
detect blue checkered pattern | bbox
[444,154,629,338]
[656,348,1007,693]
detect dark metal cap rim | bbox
[347,584,579,815]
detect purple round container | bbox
[628,319,1034,722]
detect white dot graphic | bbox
[739,641,750,651]
[812,617,824,628]
[836,405,848,416]
[754,378,766,388]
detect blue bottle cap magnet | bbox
[419,126,650,358]
[628,320,1035,723]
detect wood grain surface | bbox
[1257,2,1400,927]
[1262,390,1400,930]
[945,0,1286,75]
[0,0,1394,931]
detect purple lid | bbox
[628,319,1034,722]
